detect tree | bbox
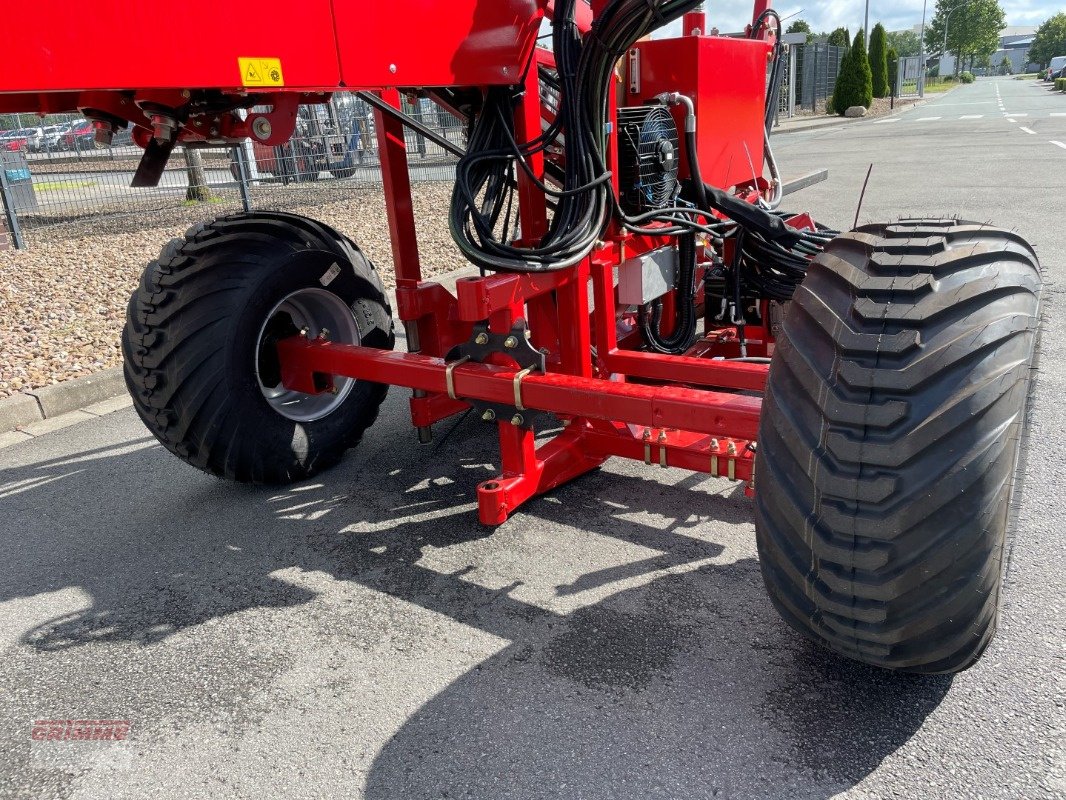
[831,29,874,113]
[182,146,213,202]
[924,0,1005,76]
[827,27,851,48]
[998,54,1013,74]
[888,47,900,94]
[786,19,814,43]
[852,29,874,106]
[1028,13,1066,68]
[869,23,890,98]
[886,29,922,58]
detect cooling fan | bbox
[617,105,680,214]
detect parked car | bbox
[31,124,64,152]
[19,126,45,151]
[0,129,31,152]
[1044,56,1066,81]
[59,120,95,151]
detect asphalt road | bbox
[1,78,1063,799]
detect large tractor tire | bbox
[755,219,1042,673]
[121,211,394,484]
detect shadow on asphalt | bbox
[0,415,951,798]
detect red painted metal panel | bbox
[632,36,770,190]
[0,2,341,93]
[334,1,543,88]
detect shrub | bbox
[887,47,899,96]
[960,71,975,84]
[869,24,890,98]
[831,29,874,114]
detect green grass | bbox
[181,196,226,207]
[1013,73,1040,80]
[923,79,958,94]
[33,180,96,191]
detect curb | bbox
[0,367,126,435]
[0,267,484,443]
[773,97,930,136]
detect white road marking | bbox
[1019,127,1037,135]
[960,114,983,119]
[1052,113,1066,117]
[1050,141,1066,150]
[1005,112,1027,117]
[916,117,942,121]
[872,118,900,123]
[1007,118,1017,123]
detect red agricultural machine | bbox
[1,1,1042,673]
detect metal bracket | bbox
[445,320,547,430]
[454,320,546,372]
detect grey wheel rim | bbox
[255,288,360,422]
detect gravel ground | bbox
[0,181,465,399]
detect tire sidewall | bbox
[225,248,392,465]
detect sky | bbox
[656,0,1060,36]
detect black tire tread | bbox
[754,218,1042,673]
[122,211,393,484]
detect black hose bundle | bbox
[449,0,708,273]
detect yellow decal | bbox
[239,58,285,88]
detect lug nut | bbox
[511,414,524,426]
[482,409,496,422]
[503,336,518,349]
[475,332,489,345]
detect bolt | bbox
[511,414,524,426]
[251,117,272,141]
[329,386,339,395]
[657,429,667,443]
[317,328,330,341]
[475,332,489,345]
[503,336,518,349]
[149,114,176,143]
[710,438,719,451]
[727,440,737,456]
[389,64,397,74]
[300,326,310,338]
[181,89,191,99]
[482,409,496,422]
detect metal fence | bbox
[0,94,464,247]
[771,43,848,123]
[896,56,925,98]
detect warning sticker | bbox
[239,57,285,87]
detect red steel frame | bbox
[280,25,773,525]
[1,0,783,525]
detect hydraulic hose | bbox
[639,231,698,354]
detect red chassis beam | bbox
[277,337,760,524]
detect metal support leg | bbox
[232,145,253,212]
[0,161,26,250]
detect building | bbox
[938,26,1038,75]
